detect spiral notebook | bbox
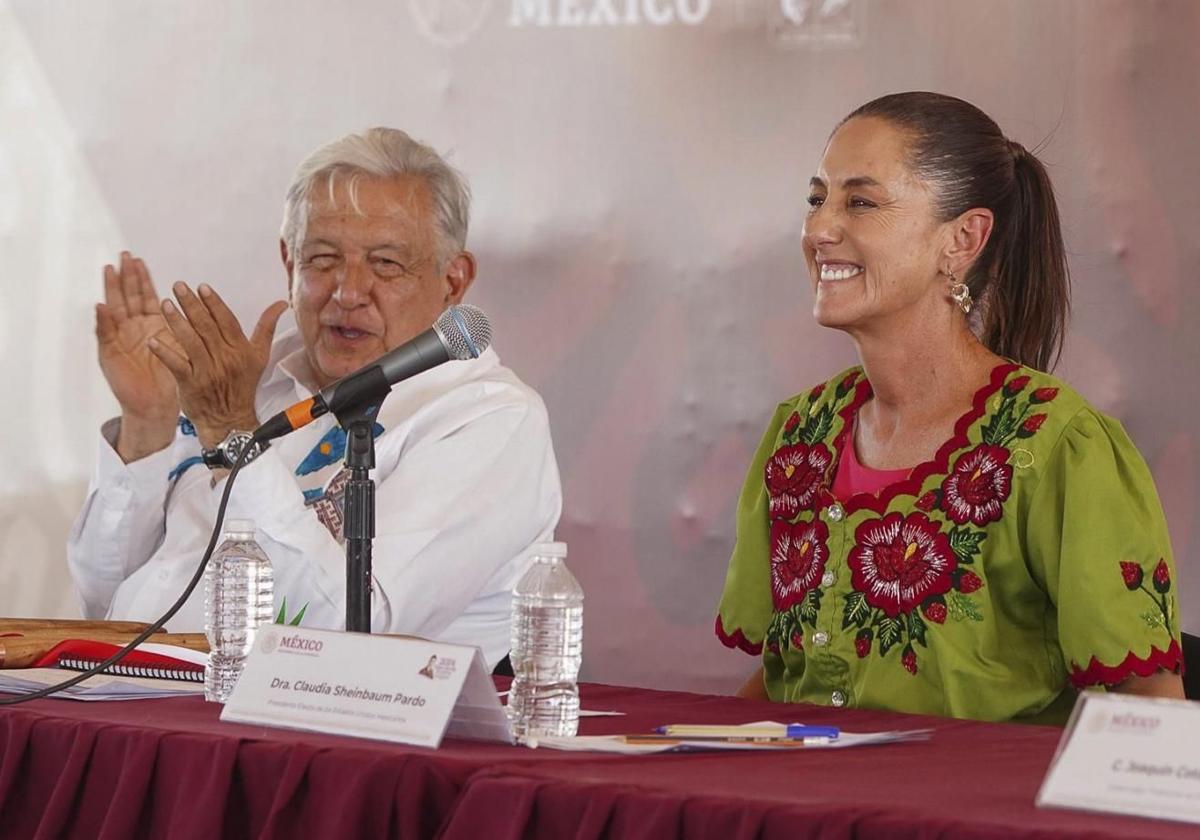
[33,640,208,683]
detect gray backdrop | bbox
[1,0,1196,693]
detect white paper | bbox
[1038,692,1200,824]
[526,725,932,753]
[0,667,204,701]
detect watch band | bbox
[201,430,269,470]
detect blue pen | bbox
[654,723,840,740]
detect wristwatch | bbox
[201,430,270,470]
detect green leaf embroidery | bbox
[841,591,870,631]
[981,396,1018,445]
[799,588,823,625]
[948,527,986,565]
[289,603,308,626]
[877,616,903,656]
[1139,609,1164,630]
[802,405,835,446]
[908,612,928,647]
[948,592,984,622]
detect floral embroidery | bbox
[847,512,957,618]
[770,519,830,610]
[1019,414,1047,436]
[744,366,1070,679]
[1122,558,1175,634]
[1003,375,1030,396]
[940,444,1013,526]
[1069,556,1180,687]
[765,443,832,519]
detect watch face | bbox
[220,432,254,467]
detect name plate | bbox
[220,626,513,748]
[1037,692,1200,824]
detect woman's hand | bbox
[95,253,181,462]
[148,282,288,450]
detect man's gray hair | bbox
[280,127,471,269]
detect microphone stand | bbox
[342,417,376,633]
[330,369,390,634]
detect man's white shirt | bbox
[67,327,562,669]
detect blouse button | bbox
[813,631,829,647]
[831,690,847,707]
[821,570,835,588]
[827,503,845,522]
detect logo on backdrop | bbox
[408,0,495,46]
[407,0,862,43]
[771,0,861,47]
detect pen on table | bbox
[653,724,840,740]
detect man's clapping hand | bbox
[147,281,288,451]
[95,252,182,462]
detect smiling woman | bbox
[716,91,1185,723]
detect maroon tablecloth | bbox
[0,681,1189,839]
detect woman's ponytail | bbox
[981,142,1070,372]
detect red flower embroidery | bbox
[1003,375,1030,396]
[1153,559,1171,594]
[790,631,805,650]
[770,519,830,610]
[854,630,872,658]
[922,600,947,624]
[765,443,832,519]
[1120,561,1143,590]
[956,570,983,593]
[1019,414,1047,436]
[836,371,859,396]
[783,411,801,436]
[941,444,1013,526]
[901,645,918,675]
[810,383,826,399]
[915,490,938,512]
[1031,387,1059,403]
[847,512,957,618]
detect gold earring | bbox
[948,269,972,314]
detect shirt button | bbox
[813,631,829,647]
[831,690,847,707]
[821,570,836,588]
[827,503,845,522]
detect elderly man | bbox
[67,128,562,669]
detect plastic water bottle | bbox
[507,542,584,739]
[204,518,274,703]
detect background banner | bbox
[1,0,1196,693]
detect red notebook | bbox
[34,639,207,683]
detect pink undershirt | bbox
[831,427,913,499]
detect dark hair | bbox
[843,92,1070,372]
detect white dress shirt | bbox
[66,327,562,669]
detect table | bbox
[0,681,1189,839]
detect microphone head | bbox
[434,304,492,360]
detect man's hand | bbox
[148,283,289,451]
[96,252,181,462]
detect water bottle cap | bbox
[533,541,568,559]
[223,518,256,537]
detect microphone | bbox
[253,304,492,442]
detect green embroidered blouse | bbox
[716,363,1183,724]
